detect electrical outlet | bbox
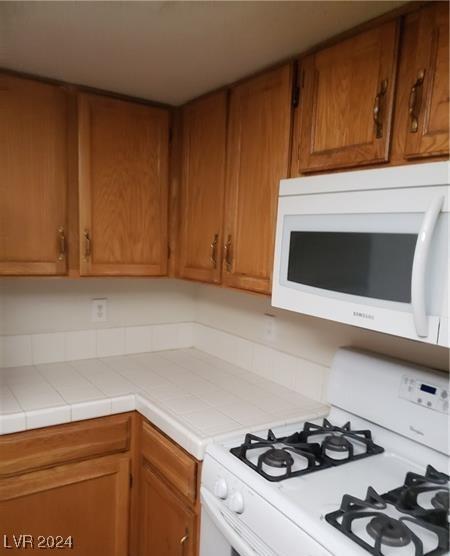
[91,298,108,323]
[264,313,276,342]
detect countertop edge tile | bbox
[0,350,330,459]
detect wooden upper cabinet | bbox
[0,75,68,275]
[399,2,449,159]
[78,94,169,276]
[179,91,227,283]
[223,64,293,294]
[292,20,399,174]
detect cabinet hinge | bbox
[129,474,133,488]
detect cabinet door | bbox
[0,75,68,275]
[223,64,293,294]
[78,94,169,276]
[402,3,449,158]
[293,20,399,174]
[179,91,227,283]
[0,455,129,555]
[139,464,196,556]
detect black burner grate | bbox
[229,419,384,482]
[325,466,450,556]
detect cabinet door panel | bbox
[224,64,292,294]
[139,464,196,556]
[79,94,169,276]
[403,3,449,158]
[294,20,399,173]
[179,91,227,283]
[0,455,129,556]
[0,75,68,275]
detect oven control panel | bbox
[399,375,449,414]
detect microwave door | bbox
[411,195,445,337]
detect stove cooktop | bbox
[325,465,450,556]
[229,418,384,482]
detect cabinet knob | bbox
[224,234,233,272]
[83,230,91,260]
[373,79,388,139]
[210,233,219,269]
[57,226,66,261]
[179,528,189,555]
[408,69,425,133]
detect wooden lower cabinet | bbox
[0,414,200,556]
[137,418,200,556]
[139,464,196,556]
[0,454,130,555]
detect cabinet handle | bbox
[180,529,189,555]
[372,79,388,138]
[210,233,219,269]
[224,234,232,272]
[408,69,425,133]
[57,226,66,261]
[83,230,91,260]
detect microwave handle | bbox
[200,488,271,556]
[411,195,444,337]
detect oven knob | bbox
[214,478,228,500]
[229,492,245,514]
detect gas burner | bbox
[366,515,411,547]
[230,419,384,482]
[326,466,450,556]
[384,465,450,521]
[431,491,449,512]
[299,418,384,464]
[259,448,294,469]
[230,429,323,482]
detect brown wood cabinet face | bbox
[78,93,169,276]
[0,455,129,556]
[0,75,68,276]
[179,91,227,284]
[401,3,449,159]
[293,20,399,174]
[139,464,196,556]
[223,64,293,294]
[141,420,198,504]
[0,413,131,478]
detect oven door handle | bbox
[411,195,444,337]
[201,488,273,556]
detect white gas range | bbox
[199,348,449,556]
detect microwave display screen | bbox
[287,232,417,303]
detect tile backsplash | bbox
[1,323,193,367]
[0,323,329,403]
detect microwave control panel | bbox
[399,375,448,414]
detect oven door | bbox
[272,185,448,344]
[200,488,276,556]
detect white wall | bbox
[194,284,450,373]
[1,278,448,375]
[1,278,196,335]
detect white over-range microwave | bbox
[272,162,449,346]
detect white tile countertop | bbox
[0,348,329,459]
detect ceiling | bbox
[0,1,405,106]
